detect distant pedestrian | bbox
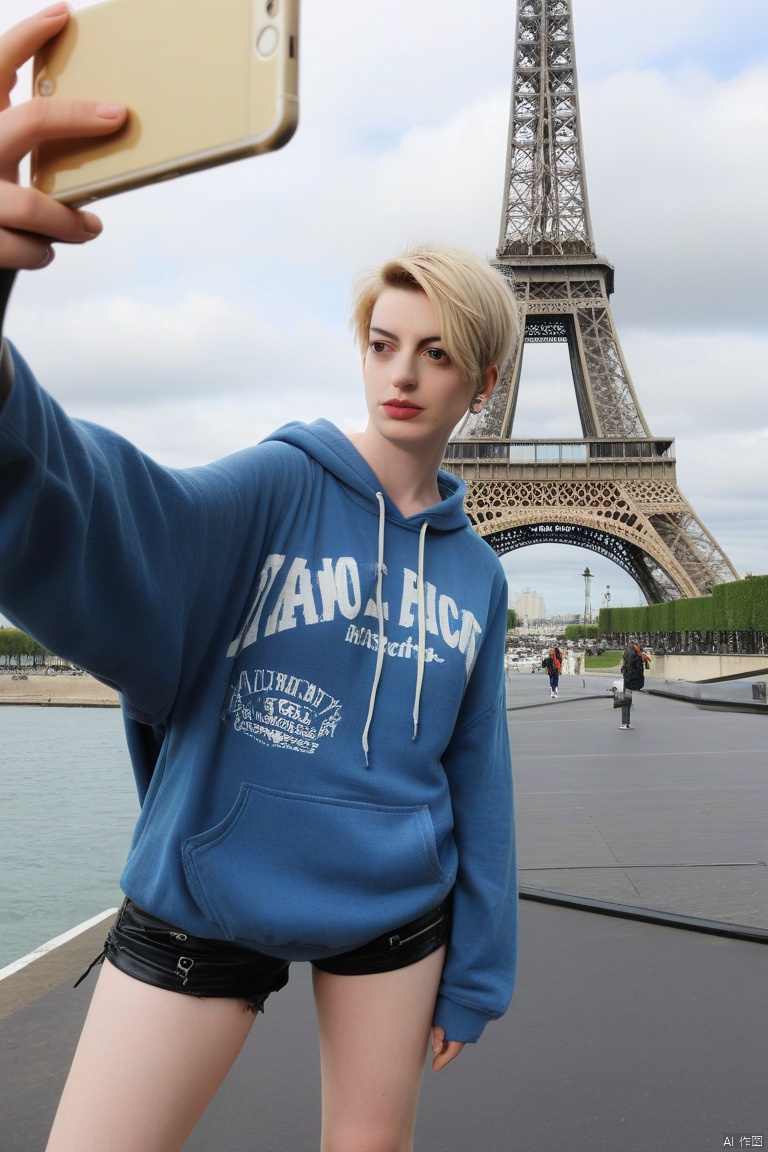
[543,646,563,698]
[618,639,651,729]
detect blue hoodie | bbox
[0,342,516,1043]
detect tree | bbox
[0,627,50,663]
[506,608,517,631]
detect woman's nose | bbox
[390,352,417,388]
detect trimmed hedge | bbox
[674,594,714,632]
[653,600,675,633]
[753,578,768,630]
[598,575,768,635]
[564,625,599,641]
[602,606,645,635]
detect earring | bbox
[469,395,484,414]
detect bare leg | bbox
[46,960,257,1152]
[312,945,446,1152]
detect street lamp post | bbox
[581,567,593,626]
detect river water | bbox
[0,706,138,970]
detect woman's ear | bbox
[479,364,499,401]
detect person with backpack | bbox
[543,645,563,698]
[618,639,651,729]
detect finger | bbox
[430,1025,446,1071]
[0,97,126,181]
[0,5,71,113]
[0,176,100,239]
[431,1039,465,1072]
[0,229,55,271]
[0,186,102,270]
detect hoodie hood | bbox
[262,419,471,758]
[264,419,472,535]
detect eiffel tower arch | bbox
[443,0,738,603]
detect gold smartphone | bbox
[31,0,299,206]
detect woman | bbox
[543,645,562,698]
[618,639,650,730]
[0,9,518,1151]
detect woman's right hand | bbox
[0,3,127,271]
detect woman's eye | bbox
[425,348,447,361]
[370,341,387,353]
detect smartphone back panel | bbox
[32,0,299,205]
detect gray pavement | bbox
[507,673,768,929]
[1,678,766,1150]
[2,904,766,1151]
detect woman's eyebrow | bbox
[370,326,443,348]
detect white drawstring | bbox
[413,520,428,741]
[361,497,429,761]
[361,492,387,765]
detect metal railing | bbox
[444,438,675,463]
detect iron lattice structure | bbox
[445,0,737,601]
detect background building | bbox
[514,588,546,624]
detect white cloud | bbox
[11,291,360,410]
[614,330,768,435]
[582,62,768,329]
[72,390,367,470]
[573,0,767,78]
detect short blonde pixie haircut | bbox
[350,244,519,391]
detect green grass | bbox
[584,650,622,669]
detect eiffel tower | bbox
[443,0,738,602]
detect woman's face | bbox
[361,287,494,455]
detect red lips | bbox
[382,400,423,420]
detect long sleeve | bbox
[0,342,303,724]
[433,576,517,1043]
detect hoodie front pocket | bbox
[181,784,449,953]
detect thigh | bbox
[46,960,257,1152]
[312,944,446,1152]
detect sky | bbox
[3,0,767,620]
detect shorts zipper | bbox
[388,916,444,950]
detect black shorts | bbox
[99,897,452,1013]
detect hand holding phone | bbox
[0,5,127,272]
[31,0,300,207]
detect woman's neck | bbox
[347,430,445,518]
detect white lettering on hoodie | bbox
[229,553,482,675]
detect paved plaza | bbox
[1,681,766,1150]
[508,672,768,931]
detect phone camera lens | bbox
[256,25,279,58]
[266,1,279,14]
